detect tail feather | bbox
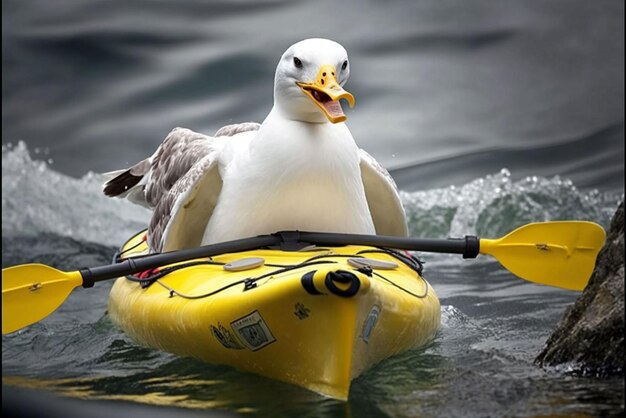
[101,168,128,182]
[102,158,152,208]
[103,169,144,198]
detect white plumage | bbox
[103,38,407,252]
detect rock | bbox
[535,200,624,376]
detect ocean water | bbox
[2,143,623,417]
[2,0,624,192]
[2,0,625,417]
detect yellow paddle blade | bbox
[2,264,83,334]
[479,221,606,291]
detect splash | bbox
[2,142,150,247]
[2,143,621,247]
[401,169,622,239]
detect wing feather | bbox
[102,122,260,252]
[149,153,221,252]
[359,149,409,237]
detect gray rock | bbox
[535,200,624,376]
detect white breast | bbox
[201,109,375,244]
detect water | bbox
[2,0,624,193]
[2,0,625,416]
[2,144,623,417]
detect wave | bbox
[2,141,151,247]
[401,168,621,239]
[390,123,625,194]
[2,142,621,248]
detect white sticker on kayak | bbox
[231,310,276,351]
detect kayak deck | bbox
[108,231,441,399]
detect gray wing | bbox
[215,122,260,137]
[359,149,409,237]
[102,127,214,209]
[146,127,220,207]
[151,123,261,251]
[103,124,260,252]
[149,152,222,252]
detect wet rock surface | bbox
[536,200,624,376]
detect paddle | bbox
[2,221,605,335]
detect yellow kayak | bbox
[108,230,441,400]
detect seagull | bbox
[103,38,408,252]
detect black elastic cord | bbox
[157,260,337,299]
[119,240,431,301]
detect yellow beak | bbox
[296,64,355,123]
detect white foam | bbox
[401,168,621,239]
[2,143,620,249]
[2,141,151,247]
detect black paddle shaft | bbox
[297,232,480,257]
[78,235,280,287]
[78,231,480,288]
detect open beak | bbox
[296,64,355,123]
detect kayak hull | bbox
[108,232,440,399]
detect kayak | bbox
[3,222,603,397]
[108,230,441,400]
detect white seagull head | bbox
[273,38,355,124]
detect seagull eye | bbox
[293,57,303,69]
[341,60,348,71]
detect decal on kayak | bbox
[231,311,276,351]
[210,323,244,350]
[360,305,381,343]
[294,302,311,320]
